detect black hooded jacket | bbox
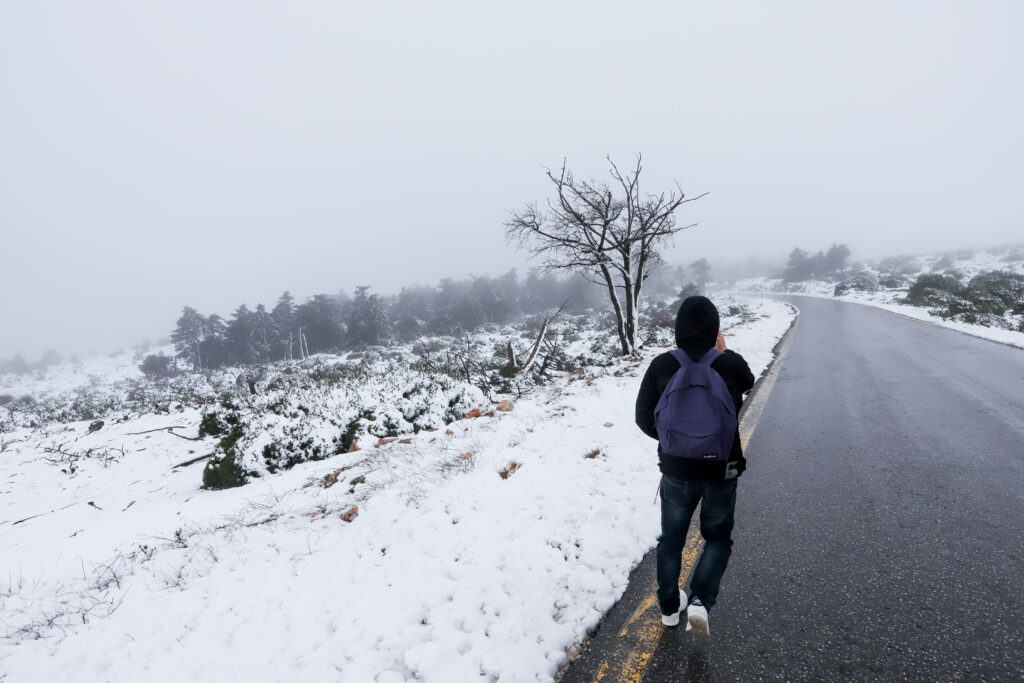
[635,296,756,480]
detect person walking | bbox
[635,296,755,635]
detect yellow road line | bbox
[585,315,799,683]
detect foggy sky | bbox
[2,1,1022,359]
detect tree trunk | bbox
[520,318,549,372]
[599,264,631,355]
[622,281,636,355]
[630,256,647,352]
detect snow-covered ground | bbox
[0,297,795,683]
[732,246,1024,350]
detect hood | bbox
[675,295,720,358]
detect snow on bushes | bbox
[903,270,1024,329]
[833,271,879,296]
[200,356,487,489]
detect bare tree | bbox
[505,155,706,354]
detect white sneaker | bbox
[685,599,709,636]
[660,590,686,627]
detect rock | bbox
[584,448,601,459]
[603,422,614,428]
[495,400,514,412]
[87,420,104,433]
[377,437,399,446]
[483,410,495,417]
[464,409,482,419]
[398,438,413,444]
[341,506,358,523]
[499,460,522,479]
[347,440,360,453]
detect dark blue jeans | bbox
[656,474,738,616]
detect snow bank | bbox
[0,298,795,683]
[732,246,1024,350]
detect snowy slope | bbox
[732,246,1024,349]
[0,297,795,683]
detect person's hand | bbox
[715,331,727,351]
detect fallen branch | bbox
[507,301,568,376]
[126,426,187,436]
[171,452,215,469]
[166,428,203,442]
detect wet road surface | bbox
[563,296,1024,682]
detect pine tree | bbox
[226,305,257,365]
[251,304,277,363]
[294,295,344,355]
[392,286,433,340]
[171,307,208,371]
[348,286,390,348]
[200,314,229,369]
[271,292,296,360]
[825,243,851,274]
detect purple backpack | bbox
[654,349,737,462]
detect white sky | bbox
[2,1,1022,358]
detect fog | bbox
[2,1,1022,360]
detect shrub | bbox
[877,255,920,277]
[202,449,249,490]
[340,409,376,452]
[833,272,879,296]
[878,275,908,289]
[963,271,1024,316]
[904,270,1024,328]
[198,411,227,438]
[904,273,964,305]
[202,423,251,489]
[139,354,175,378]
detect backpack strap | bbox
[669,349,692,366]
[670,348,723,367]
[698,348,723,366]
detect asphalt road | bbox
[563,296,1024,682]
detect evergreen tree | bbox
[392,286,433,341]
[347,286,390,348]
[825,243,851,273]
[199,314,230,369]
[171,307,209,371]
[226,305,257,365]
[294,295,344,355]
[783,248,811,282]
[271,292,296,360]
[688,258,712,289]
[250,304,277,363]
